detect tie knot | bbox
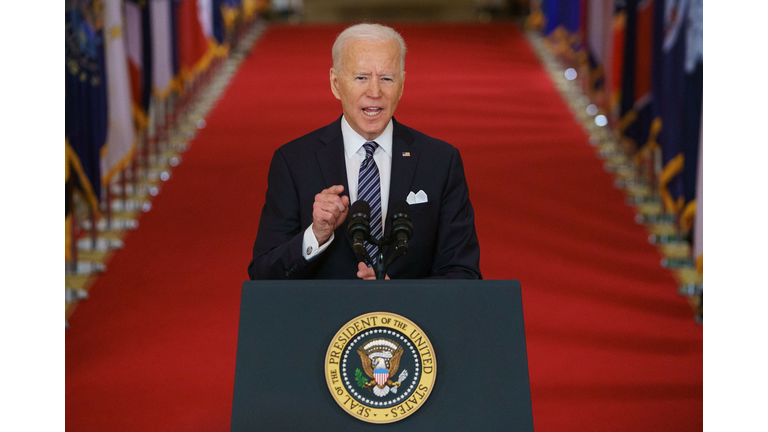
[363,141,378,158]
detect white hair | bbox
[332,23,407,73]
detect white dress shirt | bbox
[301,116,393,260]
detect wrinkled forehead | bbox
[342,39,402,72]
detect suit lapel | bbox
[316,116,354,251]
[384,118,418,253]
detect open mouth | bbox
[362,107,383,117]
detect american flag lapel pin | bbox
[402,152,410,157]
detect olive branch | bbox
[355,368,369,389]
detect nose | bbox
[367,79,381,98]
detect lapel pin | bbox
[402,152,410,157]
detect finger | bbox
[315,204,345,228]
[316,193,346,213]
[358,269,374,279]
[357,262,374,279]
[313,207,336,226]
[339,196,350,217]
[321,185,345,196]
[316,201,342,216]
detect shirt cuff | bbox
[302,223,334,261]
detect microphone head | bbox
[390,200,413,240]
[348,199,371,239]
[389,200,411,221]
[349,199,370,221]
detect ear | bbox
[330,68,341,100]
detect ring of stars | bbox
[341,328,421,407]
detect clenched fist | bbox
[312,185,350,245]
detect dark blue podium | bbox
[231,280,533,431]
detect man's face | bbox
[330,39,405,141]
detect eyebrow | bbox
[352,72,398,77]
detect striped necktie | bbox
[357,141,382,264]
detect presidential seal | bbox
[325,312,436,424]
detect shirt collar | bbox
[341,115,393,158]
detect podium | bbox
[231,280,533,431]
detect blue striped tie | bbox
[357,141,381,264]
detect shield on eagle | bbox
[374,368,388,386]
[357,338,407,397]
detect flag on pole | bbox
[197,0,214,40]
[586,0,608,103]
[125,0,153,129]
[542,0,584,59]
[681,0,703,223]
[608,0,627,115]
[220,0,241,33]
[542,0,582,35]
[176,0,213,83]
[212,0,227,44]
[654,0,701,215]
[620,0,656,153]
[101,0,137,184]
[242,0,260,21]
[692,116,702,273]
[65,0,108,213]
[150,0,178,100]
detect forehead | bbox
[342,39,400,72]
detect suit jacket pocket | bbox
[408,201,436,213]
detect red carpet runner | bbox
[66,23,702,431]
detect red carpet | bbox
[66,23,702,430]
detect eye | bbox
[355,76,367,82]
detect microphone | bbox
[347,199,371,258]
[389,200,413,254]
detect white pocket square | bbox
[406,190,428,205]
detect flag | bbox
[65,0,108,213]
[197,0,214,40]
[542,0,582,35]
[220,0,241,32]
[692,116,702,273]
[175,0,213,83]
[242,0,260,21]
[654,0,702,214]
[125,0,153,129]
[586,0,606,101]
[101,0,136,184]
[542,0,584,59]
[586,1,618,109]
[620,0,656,153]
[212,0,226,44]
[681,0,703,223]
[150,0,178,100]
[608,0,627,114]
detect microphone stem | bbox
[375,249,386,280]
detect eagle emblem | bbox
[356,338,409,397]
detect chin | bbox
[360,118,388,134]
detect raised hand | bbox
[312,185,350,245]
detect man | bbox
[248,23,481,280]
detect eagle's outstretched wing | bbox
[388,347,404,377]
[357,346,374,378]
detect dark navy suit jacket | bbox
[248,116,481,280]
